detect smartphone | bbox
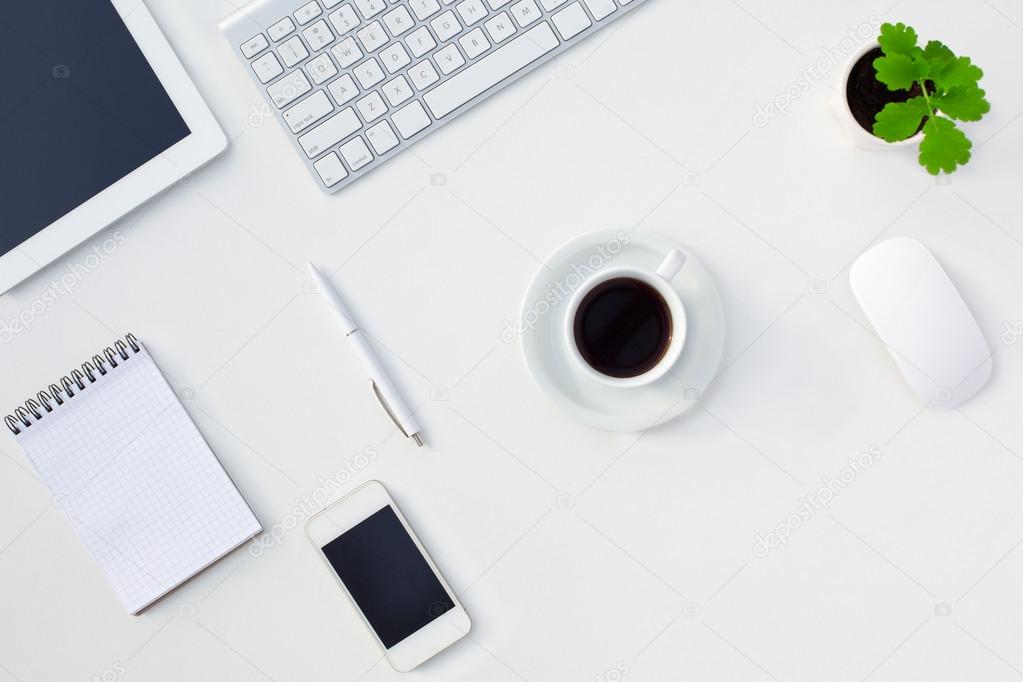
[305,481,471,672]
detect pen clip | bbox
[370,380,410,438]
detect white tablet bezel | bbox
[305,481,471,672]
[0,0,228,294]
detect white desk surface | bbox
[3,0,1023,680]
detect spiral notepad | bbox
[5,334,261,614]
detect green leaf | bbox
[874,53,928,91]
[878,22,920,57]
[874,97,929,141]
[931,56,984,90]
[933,84,991,122]
[922,40,955,76]
[919,116,972,175]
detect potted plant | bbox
[839,22,990,174]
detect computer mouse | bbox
[850,238,992,409]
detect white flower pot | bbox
[835,42,924,149]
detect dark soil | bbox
[846,46,927,138]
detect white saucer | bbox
[519,228,725,432]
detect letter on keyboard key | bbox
[435,43,465,74]
[552,2,591,39]
[485,12,516,42]
[458,28,490,59]
[283,90,334,133]
[314,152,349,186]
[267,70,312,108]
[431,11,462,41]
[424,23,558,119]
[391,101,432,139]
[331,37,363,68]
[411,0,442,20]
[510,0,541,27]
[299,108,362,157]
[457,0,488,26]
[328,74,360,104]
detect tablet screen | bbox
[0,0,191,255]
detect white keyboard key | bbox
[456,0,488,25]
[323,0,344,8]
[510,0,541,26]
[405,27,437,58]
[583,0,616,20]
[283,90,334,132]
[426,22,557,118]
[328,4,361,34]
[380,43,412,73]
[278,36,309,67]
[382,5,415,36]
[366,120,400,154]
[354,57,386,87]
[241,34,269,58]
[459,28,490,58]
[268,17,296,41]
[410,0,442,20]
[552,2,590,39]
[484,12,516,42]
[303,20,334,50]
[252,52,284,83]
[267,70,312,107]
[295,1,323,24]
[391,100,432,138]
[486,0,512,8]
[331,37,364,67]
[357,21,389,52]
[356,91,388,121]
[431,11,462,41]
[314,152,348,186]
[538,0,569,9]
[354,0,387,19]
[383,75,414,105]
[435,43,465,74]
[299,108,362,156]
[306,53,339,83]
[327,73,360,104]
[340,136,374,170]
[408,59,440,90]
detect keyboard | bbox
[221,0,648,193]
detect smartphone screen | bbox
[321,505,456,648]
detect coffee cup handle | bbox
[655,249,687,282]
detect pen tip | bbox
[307,262,319,278]
[412,433,424,448]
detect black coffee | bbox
[573,277,672,379]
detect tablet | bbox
[0,0,228,293]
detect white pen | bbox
[307,263,424,448]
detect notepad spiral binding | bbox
[5,333,142,435]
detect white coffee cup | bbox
[565,249,688,388]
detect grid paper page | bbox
[15,343,262,614]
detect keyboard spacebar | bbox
[424,23,559,119]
